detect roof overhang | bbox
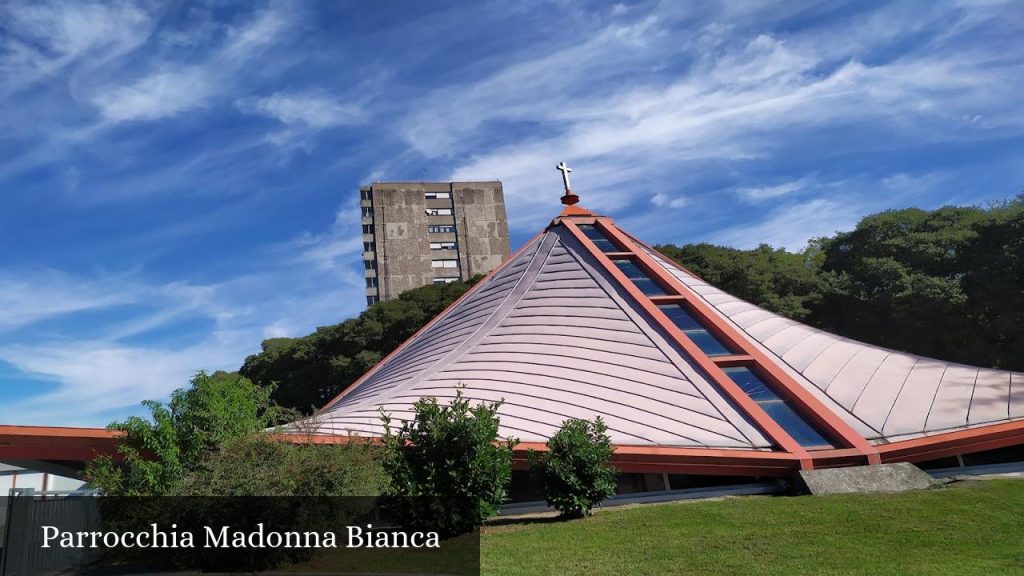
[3,420,1024,478]
[0,425,121,463]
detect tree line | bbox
[241,195,1023,415]
[657,194,1023,371]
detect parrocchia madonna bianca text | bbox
[41,524,440,549]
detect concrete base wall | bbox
[794,462,939,495]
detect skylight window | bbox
[657,305,732,356]
[615,260,666,295]
[576,224,618,253]
[722,367,833,448]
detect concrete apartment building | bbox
[360,181,511,306]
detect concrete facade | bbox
[360,181,510,306]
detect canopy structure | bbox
[312,197,1024,477]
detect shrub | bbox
[380,389,517,537]
[173,433,387,496]
[530,417,617,518]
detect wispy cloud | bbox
[0,340,247,425]
[735,177,812,202]
[92,67,213,122]
[245,93,362,129]
[0,269,139,332]
[711,198,857,251]
[651,193,688,209]
[421,3,1023,231]
[238,92,365,150]
[0,261,364,425]
[288,206,366,274]
[86,6,297,125]
[0,1,153,97]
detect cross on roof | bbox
[556,161,572,192]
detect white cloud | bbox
[736,177,811,202]
[0,340,247,426]
[84,6,296,125]
[711,198,859,251]
[220,7,294,64]
[289,206,366,273]
[0,1,153,95]
[92,67,212,122]
[0,260,366,426]
[0,269,139,332]
[238,91,365,150]
[882,172,949,192]
[246,93,362,128]
[417,3,1023,231]
[651,193,688,209]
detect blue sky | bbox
[0,0,1021,427]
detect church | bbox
[306,163,1024,491]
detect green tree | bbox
[958,197,1024,368]
[656,195,1024,371]
[812,198,1024,369]
[85,371,286,496]
[655,243,824,320]
[380,390,517,537]
[240,277,481,414]
[530,417,617,519]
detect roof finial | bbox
[556,161,579,206]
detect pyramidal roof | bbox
[309,197,1024,473]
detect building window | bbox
[428,225,457,234]
[362,224,374,234]
[430,241,457,250]
[426,208,453,216]
[432,277,459,284]
[361,207,373,218]
[614,260,666,295]
[366,277,378,288]
[360,189,372,200]
[363,260,376,270]
[363,242,374,252]
[722,367,833,448]
[425,192,451,199]
[576,224,618,253]
[657,305,732,356]
[366,295,380,305]
[431,259,459,269]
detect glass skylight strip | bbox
[576,224,620,253]
[614,260,667,295]
[657,304,733,356]
[722,367,834,448]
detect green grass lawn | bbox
[481,479,1024,576]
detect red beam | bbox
[877,420,1024,463]
[560,219,814,468]
[0,425,121,462]
[596,220,881,465]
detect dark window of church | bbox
[723,367,833,448]
[615,260,666,295]
[576,224,618,253]
[657,305,732,356]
